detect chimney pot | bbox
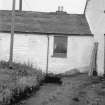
[58,6,60,11]
[61,6,63,11]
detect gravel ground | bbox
[17,74,105,105]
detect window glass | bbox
[53,36,67,58]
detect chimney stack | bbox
[56,6,67,15]
[58,6,60,12]
[57,6,64,12]
[19,0,22,11]
[61,6,63,12]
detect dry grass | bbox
[0,61,44,105]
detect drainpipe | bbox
[46,35,50,75]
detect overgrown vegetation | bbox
[0,61,44,105]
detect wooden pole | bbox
[19,0,22,11]
[46,35,50,75]
[104,34,105,77]
[89,42,98,76]
[9,0,16,68]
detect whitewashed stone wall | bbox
[0,33,10,61]
[48,36,94,74]
[0,33,48,72]
[86,0,105,75]
[0,33,93,74]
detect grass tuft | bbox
[0,60,45,105]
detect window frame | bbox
[52,35,68,58]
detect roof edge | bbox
[0,10,85,15]
[0,30,94,36]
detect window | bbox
[53,36,68,58]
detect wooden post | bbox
[104,34,105,75]
[9,0,16,68]
[46,35,50,75]
[19,0,22,11]
[89,42,98,76]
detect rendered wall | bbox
[86,0,105,75]
[0,33,48,72]
[48,36,94,74]
[0,33,93,74]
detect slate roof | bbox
[0,10,92,36]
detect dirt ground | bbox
[18,74,105,105]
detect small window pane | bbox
[53,36,67,58]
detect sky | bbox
[0,0,86,13]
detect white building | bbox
[86,0,105,76]
[0,9,95,74]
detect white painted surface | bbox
[48,36,94,73]
[0,33,48,72]
[13,34,48,72]
[0,33,93,74]
[0,33,10,61]
[86,0,105,75]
